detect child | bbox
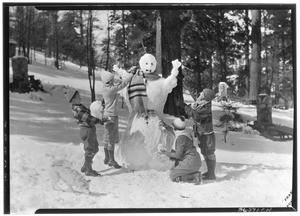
[100,69,134,169]
[159,116,201,185]
[66,88,110,177]
[177,88,217,180]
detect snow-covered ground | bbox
[6,52,296,214]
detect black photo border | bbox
[2,2,297,214]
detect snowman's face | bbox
[139,54,157,73]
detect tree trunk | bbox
[25,7,31,63]
[53,10,59,69]
[32,7,36,62]
[249,10,261,103]
[105,11,110,71]
[43,11,47,65]
[89,10,95,102]
[221,12,228,82]
[155,12,162,75]
[86,10,95,102]
[209,54,213,89]
[80,10,84,68]
[263,10,270,94]
[161,10,183,117]
[244,10,250,98]
[196,51,202,94]
[273,41,280,104]
[122,10,127,66]
[281,36,289,109]
[16,7,24,55]
[20,7,27,57]
[217,11,227,82]
[86,14,90,74]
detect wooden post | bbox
[256,93,272,130]
[12,56,28,83]
[12,56,28,92]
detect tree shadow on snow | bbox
[88,191,108,197]
[102,167,134,177]
[98,167,115,173]
[214,162,290,182]
[55,188,107,197]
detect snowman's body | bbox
[113,54,181,170]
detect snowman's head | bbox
[139,53,157,74]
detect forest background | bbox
[7,3,295,116]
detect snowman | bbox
[113,53,181,116]
[113,54,182,171]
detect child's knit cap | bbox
[202,88,215,101]
[101,71,114,83]
[172,116,186,130]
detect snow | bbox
[118,114,174,171]
[5,52,296,214]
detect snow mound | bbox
[28,84,69,103]
[118,115,174,171]
[243,125,260,135]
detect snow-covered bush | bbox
[219,102,244,142]
[243,125,260,135]
[28,92,44,101]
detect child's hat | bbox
[202,88,215,101]
[90,101,104,119]
[172,116,186,130]
[66,88,78,102]
[101,71,114,83]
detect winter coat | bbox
[102,74,133,117]
[72,104,105,128]
[166,130,200,160]
[165,130,201,181]
[183,102,214,134]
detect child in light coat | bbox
[100,69,134,168]
[159,116,201,185]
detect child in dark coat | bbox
[177,88,217,180]
[66,88,110,177]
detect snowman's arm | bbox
[162,59,182,92]
[163,72,178,93]
[170,59,182,77]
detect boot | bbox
[193,171,202,185]
[201,159,210,178]
[174,172,201,185]
[180,173,196,182]
[81,155,93,173]
[202,159,216,180]
[81,156,101,177]
[103,147,109,165]
[174,177,181,182]
[81,160,88,173]
[108,149,122,169]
